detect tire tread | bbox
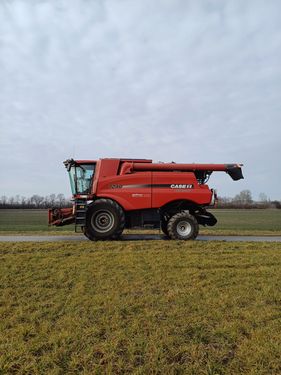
[167,211,199,240]
[85,199,125,241]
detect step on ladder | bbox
[75,200,87,232]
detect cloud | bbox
[0,0,280,199]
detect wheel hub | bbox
[91,210,115,233]
[176,220,192,236]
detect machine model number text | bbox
[111,184,123,189]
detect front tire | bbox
[167,211,199,240]
[85,199,125,240]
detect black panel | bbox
[125,209,160,229]
[226,164,244,181]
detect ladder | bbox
[75,200,87,232]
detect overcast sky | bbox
[0,0,280,200]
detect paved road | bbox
[0,235,281,242]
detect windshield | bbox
[68,164,95,195]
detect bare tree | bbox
[57,193,66,207]
[0,194,72,208]
[20,196,27,208]
[0,196,7,207]
[259,193,268,202]
[30,195,44,208]
[48,194,56,207]
[233,190,253,206]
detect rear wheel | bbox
[167,211,199,240]
[84,199,125,240]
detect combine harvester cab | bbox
[48,158,243,241]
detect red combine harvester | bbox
[48,158,243,240]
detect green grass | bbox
[1,241,281,374]
[0,209,74,234]
[206,209,281,234]
[0,209,280,235]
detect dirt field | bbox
[0,240,281,374]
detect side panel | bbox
[96,172,152,210]
[151,172,212,207]
[92,159,120,195]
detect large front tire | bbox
[167,211,199,240]
[85,199,125,241]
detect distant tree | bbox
[217,196,233,208]
[20,196,27,207]
[233,190,253,207]
[0,196,7,207]
[259,193,268,202]
[30,195,44,208]
[257,192,272,208]
[48,194,56,207]
[57,193,66,207]
[8,196,15,206]
[0,194,71,209]
[272,201,281,209]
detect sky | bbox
[0,0,280,200]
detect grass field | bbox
[0,210,73,234]
[0,209,280,235]
[0,240,281,374]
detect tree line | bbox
[0,194,72,209]
[0,190,280,209]
[217,190,281,209]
